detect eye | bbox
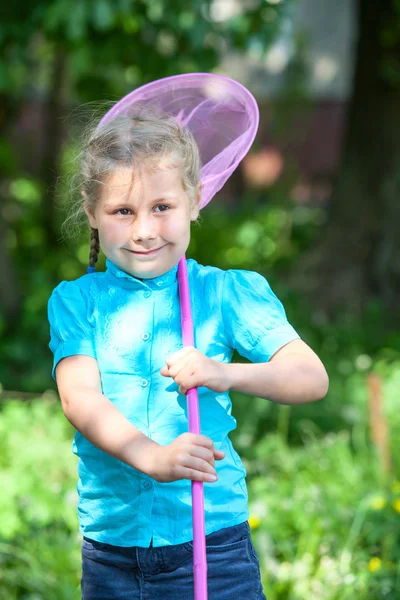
[154,204,170,213]
[115,208,132,216]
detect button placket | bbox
[139,295,151,395]
[141,479,153,490]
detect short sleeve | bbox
[222,269,300,362]
[48,281,96,379]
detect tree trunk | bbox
[0,93,22,328]
[0,214,21,326]
[292,0,400,318]
[40,47,68,248]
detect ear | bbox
[82,192,98,229]
[190,189,201,221]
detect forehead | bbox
[104,158,184,192]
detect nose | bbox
[132,213,156,242]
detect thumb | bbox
[160,366,170,377]
[214,449,225,461]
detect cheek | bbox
[100,220,130,244]
[163,213,191,238]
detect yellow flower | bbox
[391,481,400,495]
[370,496,386,510]
[392,499,400,513]
[248,515,261,530]
[368,557,382,573]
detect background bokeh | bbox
[1,1,400,598]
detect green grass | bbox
[1,356,400,599]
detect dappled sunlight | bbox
[264,40,290,74]
[209,0,243,23]
[290,180,332,205]
[243,148,284,188]
[314,55,339,84]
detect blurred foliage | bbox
[0,398,80,600]
[0,0,293,393]
[247,425,400,599]
[1,0,400,597]
[1,181,400,597]
[2,354,400,598]
[0,0,289,101]
[2,180,400,406]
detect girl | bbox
[48,82,328,600]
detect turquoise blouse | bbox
[48,258,299,547]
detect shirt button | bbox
[140,379,149,388]
[142,479,153,490]
[141,332,150,341]
[144,290,152,298]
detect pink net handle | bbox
[178,256,207,598]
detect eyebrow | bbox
[103,196,179,208]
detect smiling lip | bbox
[125,245,167,256]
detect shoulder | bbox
[186,260,274,299]
[186,259,225,292]
[187,259,269,283]
[48,273,108,336]
[222,268,288,323]
[49,271,106,303]
[224,268,269,285]
[48,272,108,323]
[223,268,276,298]
[186,258,225,279]
[49,275,86,307]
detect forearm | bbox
[225,354,329,404]
[61,386,158,472]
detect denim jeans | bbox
[81,521,267,599]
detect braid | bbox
[88,227,100,271]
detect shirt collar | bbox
[105,258,179,290]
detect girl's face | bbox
[85,159,200,279]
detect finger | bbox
[160,366,171,377]
[214,450,225,461]
[189,445,215,465]
[179,384,194,396]
[167,358,193,380]
[176,371,198,395]
[161,361,193,380]
[176,369,203,395]
[165,347,194,367]
[186,434,214,450]
[171,460,216,482]
[179,461,218,482]
[176,467,218,483]
[184,454,217,475]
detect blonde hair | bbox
[67,106,202,269]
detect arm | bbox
[225,339,329,404]
[56,355,223,482]
[161,339,328,405]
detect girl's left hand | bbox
[160,347,229,395]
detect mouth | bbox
[124,244,168,256]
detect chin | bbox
[130,264,167,279]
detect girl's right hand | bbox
[147,433,225,483]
